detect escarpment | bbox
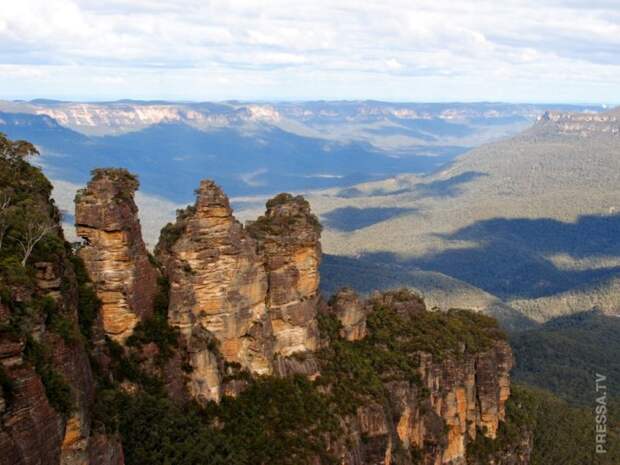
[1,140,531,465]
[0,142,123,465]
[537,108,620,136]
[74,169,158,343]
[317,290,525,465]
[147,179,528,464]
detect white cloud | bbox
[0,0,618,102]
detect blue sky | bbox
[0,0,619,103]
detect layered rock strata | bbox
[75,169,158,343]
[324,292,521,465]
[155,181,274,401]
[1,181,123,464]
[247,193,322,357]
[538,108,620,136]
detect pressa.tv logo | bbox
[595,373,608,454]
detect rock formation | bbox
[323,291,523,465]
[247,193,322,357]
[155,181,273,401]
[75,169,158,343]
[538,108,620,136]
[335,343,517,465]
[0,154,123,464]
[328,287,367,341]
[0,324,123,465]
[0,151,531,465]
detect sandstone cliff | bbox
[538,108,620,136]
[320,290,525,465]
[247,193,322,358]
[155,181,273,401]
[150,180,529,464]
[75,169,158,343]
[1,146,531,465]
[0,144,123,465]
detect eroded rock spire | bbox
[75,168,158,343]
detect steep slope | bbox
[73,167,528,464]
[510,310,620,405]
[0,135,122,465]
[312,106,620,323]
[75,169,158,343]
[0,133,542,465]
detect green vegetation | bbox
[71,255,101,342]
[0,134,59,268]
[468,384,620,465]
[155,205,195,252]
[246,193,322,240]
[510,310,620,405]
[317,290,506,415]
[504,311,620,464]
[95,375,337,465]
[126,277,179,365]
[91,168,139,194]
[0,133,80,417]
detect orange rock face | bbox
[154,185,325,401]
[248,193,322,356]
[323,292,521,465]
[155,181,274,400]
[75,169,158,343]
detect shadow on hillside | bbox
[319,254,537,331]
[336,171,486,199]
[321,207,417,232]
[339,213,620,301]
[415,171,488,198]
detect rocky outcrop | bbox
[538,108,620,136]
[0,162,123,465]
[155,181,273,401]
[75,169,158,343]
[0,337,64,465]
[248,193,322,357]
[154,185,326,400]
[328,288,367,341]
[322,291,522,465]
[0,266,123,465]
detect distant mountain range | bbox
[1,99,616,328]
[0,99,602,201]
[314,106,620,327]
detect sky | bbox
[0,0,619,103]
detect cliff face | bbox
[538,109,620,136]
[155,181,273,401]
[148,180,528,464]
[0,147,122,465]
[75,169,158,343]
[153,184,325,401]
[247,193,322,357]
[321,292,523,465]
[0,129,534,465]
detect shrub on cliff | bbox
[317,289,506,416]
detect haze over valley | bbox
[2,99,617,328]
